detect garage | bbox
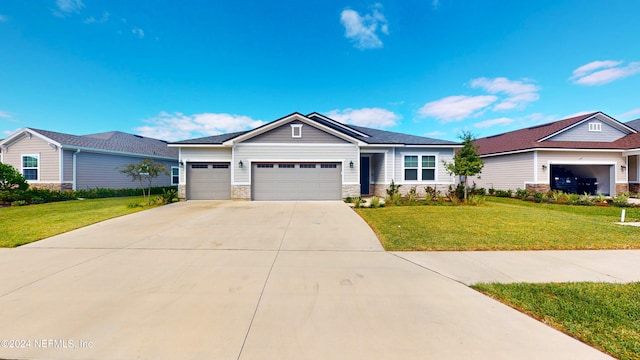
[186,163,231,200]
[550,164,614,195]
[252,162,342,201]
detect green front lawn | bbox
[356,197,640,251]
[473,282,640,360]
[0,197,158,247]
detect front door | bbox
[360,157,370,195]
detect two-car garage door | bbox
[252,163,342,201]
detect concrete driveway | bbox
[0,201,611,359]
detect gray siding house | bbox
[471,112,640,196]
[0,128,178,190]
[170,112,461,201]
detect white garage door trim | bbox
[186,162,231,200]
[252,162,342,201]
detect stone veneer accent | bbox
[526,183,550,193]
[29,183,73,191]
[616,183,629,195]
[342,184,360,199]
[371,183,452,199]
[630,183,640,194]
[178,184,186,199]
[231,185,251,200]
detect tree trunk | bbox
[464,176,468,203]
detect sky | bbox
[1,0,639,142]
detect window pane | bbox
[422,169,435,181]
[23,156,38,167]
[404,156,418,168]
[405,169,418,181]
[23,169,38,180]
[172,167,179,176]
[422,156,435,168]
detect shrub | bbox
[407,186,418,202]
[386,180,401,198]
[488,187,495,196]
[494,189,513,198]
[515,188,529,199]
[424,186,437,201]
[533,192,545,203]
[611,193,630,207]
[370,196,380,208]
[466,194,485,206]
[0,163,29,191]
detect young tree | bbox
[120,159,168,205]
[0,163,29,191]
[442,131,484,202]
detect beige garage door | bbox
[252,163,341,201]
[186,163,231,200]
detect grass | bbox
[355,197,640,251]
[472,282,640,360]
[0,196,158,247]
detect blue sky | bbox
[1,0,639,142]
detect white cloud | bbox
[470,77,540,111]
[327,107,400,128]
[618,108,640,120]
[417,95,497,123]
[424,130,446,137]
[563,110,597,119]
[570,60,640,86]
[525,113,556,124]
[473,117,514,128]
[135,112,265,142]
[131,27,145,39]
[0,110,11,118]
[53,0,84,17]
[84,12,110,24]
[340,4,388,50]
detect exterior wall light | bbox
[621,165,627,171]
[541,164,547,170]
[239,160,244,168]
[349,161,354,168]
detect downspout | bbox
[72,149,80,190]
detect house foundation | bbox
[526,183,550,193]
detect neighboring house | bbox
[471,112,640,196]
[169,112,461,201]
[0,128,179,190]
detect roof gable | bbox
[475,112,640,156]
[0,128,177,159]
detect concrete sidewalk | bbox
[394,250,640,285]
[0,201,617,359]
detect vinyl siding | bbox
[63,150,74,182]
[179,147,232,185]
[76,152,176,189]
[393,147,455,185]
[537,150,626,183]
[546,119,627,142]
[2,134,60,182]
[243,120,349,144]
[470,152,534,190]
[233,143,359,184]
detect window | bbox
[279,164,295,168]
[321,164,337,169]
[211,164,229,169]
[257,164,274,168]
[422,156,436,181]
[588,122,602,132]
[299,164,316,168]
[191,164,208,169]
[291,124,303,138]
[404,155,436,181]
[171,167,179,185]
[404,156,418,181]
[22,155,39,180]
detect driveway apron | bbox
[0,201,611,359]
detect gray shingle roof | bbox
[626,118,640,131]
[171,113,459,146]
[29,128,178,158]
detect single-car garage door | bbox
[186,163,231,200]
[252,163,341,201]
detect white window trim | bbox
[402,154,438,182]
[171,166,179,186]
[291,124,303,138]
[22,154,40,181]
[588,122,602,132]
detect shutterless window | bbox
[211,164,229,169]
[191,164,208,169]
[588,122,602,132]
[299,164,316,168]
[257,164,274,168]
[22,155,39,180]
[171,166,179,185]
[404,155,418,181]
[291,124,303,138]
[321,164,337,169]
[422,156,436,181]
[279,164,295,168]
